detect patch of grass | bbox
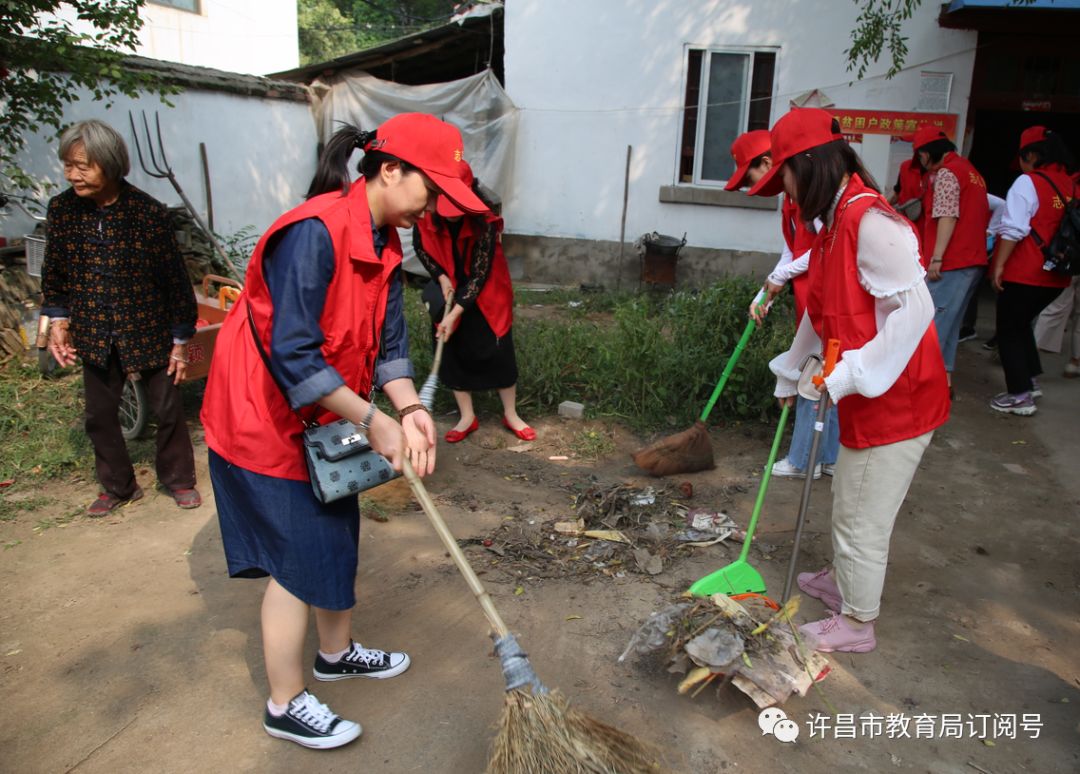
[0,494,52,522]
[408,276,793,432]
[570,427,616,460]
[0,358,94,481]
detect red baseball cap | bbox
[723,130,771,191]
[364,113,487,214]
[1019,125,1048,152]
[435,161,476,218]
[912,125,950,152]
[748,108,843,197]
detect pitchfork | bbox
[129,111,241,280]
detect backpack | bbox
[1031,171,1080,276]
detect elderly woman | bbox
[41,119,201,515]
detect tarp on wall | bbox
[309,68,518,274]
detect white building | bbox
[500,0,981,286]
[50,0,299,76]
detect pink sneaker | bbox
[797,567,842,611]
[799,613,876,653]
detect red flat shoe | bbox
[502,416,537,441]
[445,417,479,443]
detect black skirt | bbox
[436,305,518,392]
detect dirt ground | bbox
[2,321,1079,774]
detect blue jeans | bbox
[786,394,839,469]
[928,266,984,372]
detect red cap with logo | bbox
[912,125,950,152]
[364,113,487,214]
[748,108,844,197]
[435,161,476,218]
[1019,126,1048,152]
[723,130,772,191]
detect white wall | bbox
[503,0,978,254]
[4,87,316,241]
[48,0,299,76]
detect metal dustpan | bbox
[689,402,790,597]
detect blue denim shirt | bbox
[263,217,413,410]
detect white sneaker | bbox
[1064,361,1080,378]
[771,458,822,480]
[822,463,836,477]
[263,690,362,749]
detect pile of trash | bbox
[460,482,742,581]
[619,594,830,708]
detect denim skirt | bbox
[208,449,360,610]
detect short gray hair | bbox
[58,120,130,182]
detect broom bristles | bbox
[487,689,663,774]
[632,420,714,477]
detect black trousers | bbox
[83,348,196,498]
[995,282,1065,395]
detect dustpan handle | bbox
[401,457,511,640]
[737,402,790,563]
[699,317,757,423]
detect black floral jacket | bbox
[41,182,197,373]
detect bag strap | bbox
[1029,171,1077,247]
[247,303,318,429]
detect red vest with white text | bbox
[201,180,402,480]
[1002,165,1074,289]
[810,175,950,449]
[416,212,513,338]
[921,153,990,272]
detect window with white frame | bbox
[679,48,776,186]
[149,0,200,12]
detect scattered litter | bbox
[621,594,830,708]
[632,547,664,575]
[630,489,656,506]
[585,529,630,544]
[0,479,13,488]
[514,586,525,596]
[507,443,533,453]
[1002,463,1027,475]
[678,481,693,499]
[567,301,583,308]
[554,519,585,534]
[953,634,970,642]
[565,615,582,621]
[549,455,569,461]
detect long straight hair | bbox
[784,134,880,224]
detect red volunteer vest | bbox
[921,153,990,272]
[896,159,925,206]
[781,196,813,321]
[810,175,950,449]
[201,180,402,480]
[416,212,513,338]
[1002,165,1074,290]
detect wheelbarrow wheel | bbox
[120,378,149,441]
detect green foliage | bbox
[406,278,794,432]
[297,0,458,65]
[297,0,357,65]
[2,1,180,195]
[846,0,1037,79]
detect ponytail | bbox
[306,124,377,199]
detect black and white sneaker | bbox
[314,639,411,681]
[263,689,361,749]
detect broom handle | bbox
[737,402,790,563]
[401,457,511,640]
[698,316,757,423]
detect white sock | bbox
[320,644,351,664]
[267,698,289,717]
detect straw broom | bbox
[401,459,663,773]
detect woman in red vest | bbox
[913,127,991,387]
[749,108,950,654]
[200,114,486,749]
[725,130,840,479]
[413,163,533,442]
[988,127,1076,415]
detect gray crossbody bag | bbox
[247,305,398,503]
